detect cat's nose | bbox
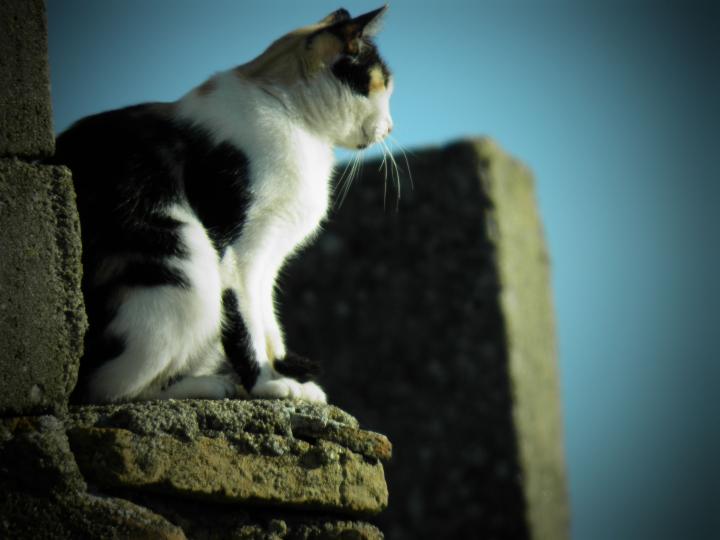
[379,123,393,140]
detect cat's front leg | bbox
[252,270,326,402]
[224,243,326,403]
[261,286,286,364]
[260,272,323,383]
[262,254,326,401]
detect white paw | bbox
[252,378,327,403]
[300,381,327,403]
[161,375,238,400]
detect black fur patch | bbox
[327,8,351,24]
[120,260,189,288]
[274,351,322,383]
[221,289,259,391]
[114,216,188,258]
[49,103,253,387]
[331,40,390,96]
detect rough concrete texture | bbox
[0,415,85,497]
[0,0,54,157]
[0,415,185,539]
[1,403,388,539]
[0,159,87,416]
[67,400,389,516]
[281,138,568,539]
[478,139,568,540]
[2,492,187,540]
[116,494,384,540]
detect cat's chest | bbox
[248,130,334,233]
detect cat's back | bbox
[53,103,182,182]
[52,101,254,256]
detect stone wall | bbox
[1,401,391,539]
[282,140,569,539]
[0,0,54,157]
[0,0,86,418]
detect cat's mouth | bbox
[356,122,393,150]
[357,127,372,149]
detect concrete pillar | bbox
[0,0,86,416]
[282,138,569,539]
[0,0,55,158]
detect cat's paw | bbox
[251,378,327,403]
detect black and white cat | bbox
[51,7,393,404]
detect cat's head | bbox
[237,6,393,150]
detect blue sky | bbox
[47,1,719,538]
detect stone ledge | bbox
[1,492,187,540]
[129,494,385,540]
[1,402,391,538]
[0,415,186,539]
[67,400,390,516]
[68,399,390,462]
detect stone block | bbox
[0,159,87,415]
[0,415,85,497]
[1,402,388,539]
[128,494,384,540]
[67,400,390,516]
[0,415,185,539]
[281,138,569,539]
[1,489,187,540]
[0,0,54,158]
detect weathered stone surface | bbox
[478,139,567,540]
[67,400,390,516]
[0,404,388,538]
[0,159,87,415]
[181,515,383,540]
[0,415,85,497]
[282,138,568,539]
[172,515,382,540]
[0,415,184,539]
[0,0,54,157]
[128,495,384,540]
[73,495,187,540]
[1,492,187,540]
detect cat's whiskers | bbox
[337,137,413,213]
[388,135,415,192]
[351,151,365,204]
[337,151,360,205]
[381,139,402,211]
[335,150,364,209]
[335,157,356,198]
[378,144,390,209]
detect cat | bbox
[50,6,394,404]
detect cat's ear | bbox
[307,5,388,62]
[347,5,388,39]
[318,8,351,26]
[333,5,388,53]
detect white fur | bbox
[175,68,390,402]
[88,206,226,402]
[93,60,392,403]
